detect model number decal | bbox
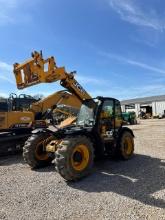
[20,116,31,121]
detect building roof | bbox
[121,95,165,105]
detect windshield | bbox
[77,99,97,126]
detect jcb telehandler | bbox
[14,51,134,181]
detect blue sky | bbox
[0,0,165,100]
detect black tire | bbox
[117,131,134,160]
[129,119,134,125]
[55,135,94,181]
[23,132,53,169]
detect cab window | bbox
[101,100,114,118]
[115,100,122,119]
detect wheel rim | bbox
[35,141,49,161]
[123,136,133,155]
[71,144,90,171]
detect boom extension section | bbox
[31,90,81,114]
[13,51,91,101]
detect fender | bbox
[118,126,135,138]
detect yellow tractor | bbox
[13,51,135,181]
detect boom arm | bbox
[13,51,92,102]
[31,90,81,114]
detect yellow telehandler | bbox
[12,51,135,181]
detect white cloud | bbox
[19,75,111,98]
[0,92,9,98]
[0,57,164,101]
[130,31,160,48]
[0,0,18,25]
[89,83,165,100]
[76,75,110,86]
[0,60,15,84]
[0,0,18,8]
[99,51,165,75]
[0,75,15,84]
[0,0,34,25]
[108,0,165,31]
[0,61,12,72]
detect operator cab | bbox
[0,93,38,113]
[0,99,8,112]
[8,93,38,111]
[76,97,123,141]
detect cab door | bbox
[99,99,115,140]
[114,100,123,129]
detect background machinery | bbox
[122,111,137,125]
[0,90,81,132]
[13,51,134,181]
[0,90,81,155]
[0,93,38,131]
[0,93,39,155]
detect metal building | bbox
[121,95,165,117]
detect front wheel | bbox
[23,132,54,169]
[117,131,134,160]
[55,136,94,181]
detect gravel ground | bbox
[0,119,165,220]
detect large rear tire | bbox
[55,136,94,181]
[117,131,134,160]
[23,132,53,169]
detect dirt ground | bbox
[0,119,165,220]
